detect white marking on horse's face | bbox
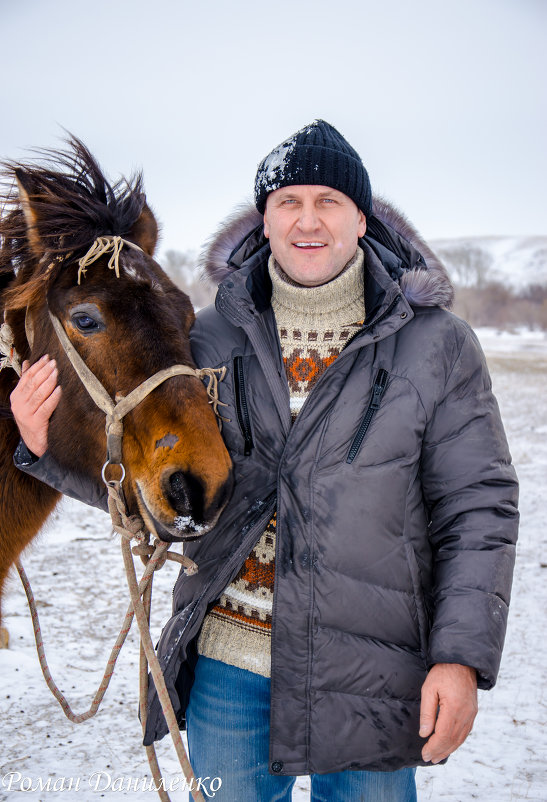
[121,259,164,292]
[122,262,141,282]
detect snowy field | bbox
[1,328,545,802]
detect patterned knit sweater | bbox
[197,247,366,677]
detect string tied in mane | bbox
[77,235,143,284]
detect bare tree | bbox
[453,282,547,331]
[160,250,216,310]
[160,246,547,332]
[436,244,493,288]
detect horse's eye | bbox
[72,314,100,331]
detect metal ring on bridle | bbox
[101,460,126,486]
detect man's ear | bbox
[127,202,159,255]
[358,211,367,238]
[263,212,270,239]
[15,169,43,257]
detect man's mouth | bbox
[293,242,325,249]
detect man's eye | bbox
[72,314,100,331]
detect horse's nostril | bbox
[166,471,204,521]
[167,472,190,513]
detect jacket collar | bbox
[200,197,454,311]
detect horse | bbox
[0,138,233,648]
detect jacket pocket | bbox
[233,355,254,456]
[346,369,389,464]
[403,541,430,660]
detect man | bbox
[12,121,519,801]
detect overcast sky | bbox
[1,0,545,256]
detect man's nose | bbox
[296,202,320,231]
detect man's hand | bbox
[10,355,61,458]
[420,662,478,764]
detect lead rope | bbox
[107,480,205,802]
[16,487,204,802]
[13,535,194,723]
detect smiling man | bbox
[173,120,518,801]
[12,120,519,802]
[263,185,367,286]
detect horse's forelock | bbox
[0,137,147,267]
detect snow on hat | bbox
[254,119,372,217]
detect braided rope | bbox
[16,558,142,723]
[108,479,204,802]
[17,482,203,801]
[15,509,196,726]
[121,537,205,802]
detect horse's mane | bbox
[1,136,146,259]
[0,136,147,308]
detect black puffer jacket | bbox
[143,200,518,773]
[19,199,519,774]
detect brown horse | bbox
[0,138,232,647]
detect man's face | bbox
[263,185,367,287]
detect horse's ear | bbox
[15,169,43,257]
[128,202,159,256]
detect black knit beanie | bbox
[254,120,372,217]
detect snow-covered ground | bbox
[1,328,546,802]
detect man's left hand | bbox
[419,662,478,764]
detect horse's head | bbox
[2,139,232,541]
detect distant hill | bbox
[162,235,547,329]
[430,236,547,290]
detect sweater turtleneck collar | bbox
[268,247,365,328]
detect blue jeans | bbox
[186,656,417,802]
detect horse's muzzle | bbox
[135,469,233,542]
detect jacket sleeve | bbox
[420,327,519,690]
[14,439,109,513]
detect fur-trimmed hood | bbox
[199,197,454,309]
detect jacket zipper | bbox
[280,296,402,437]
[233,355,254,455]
[346,368,389,464]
